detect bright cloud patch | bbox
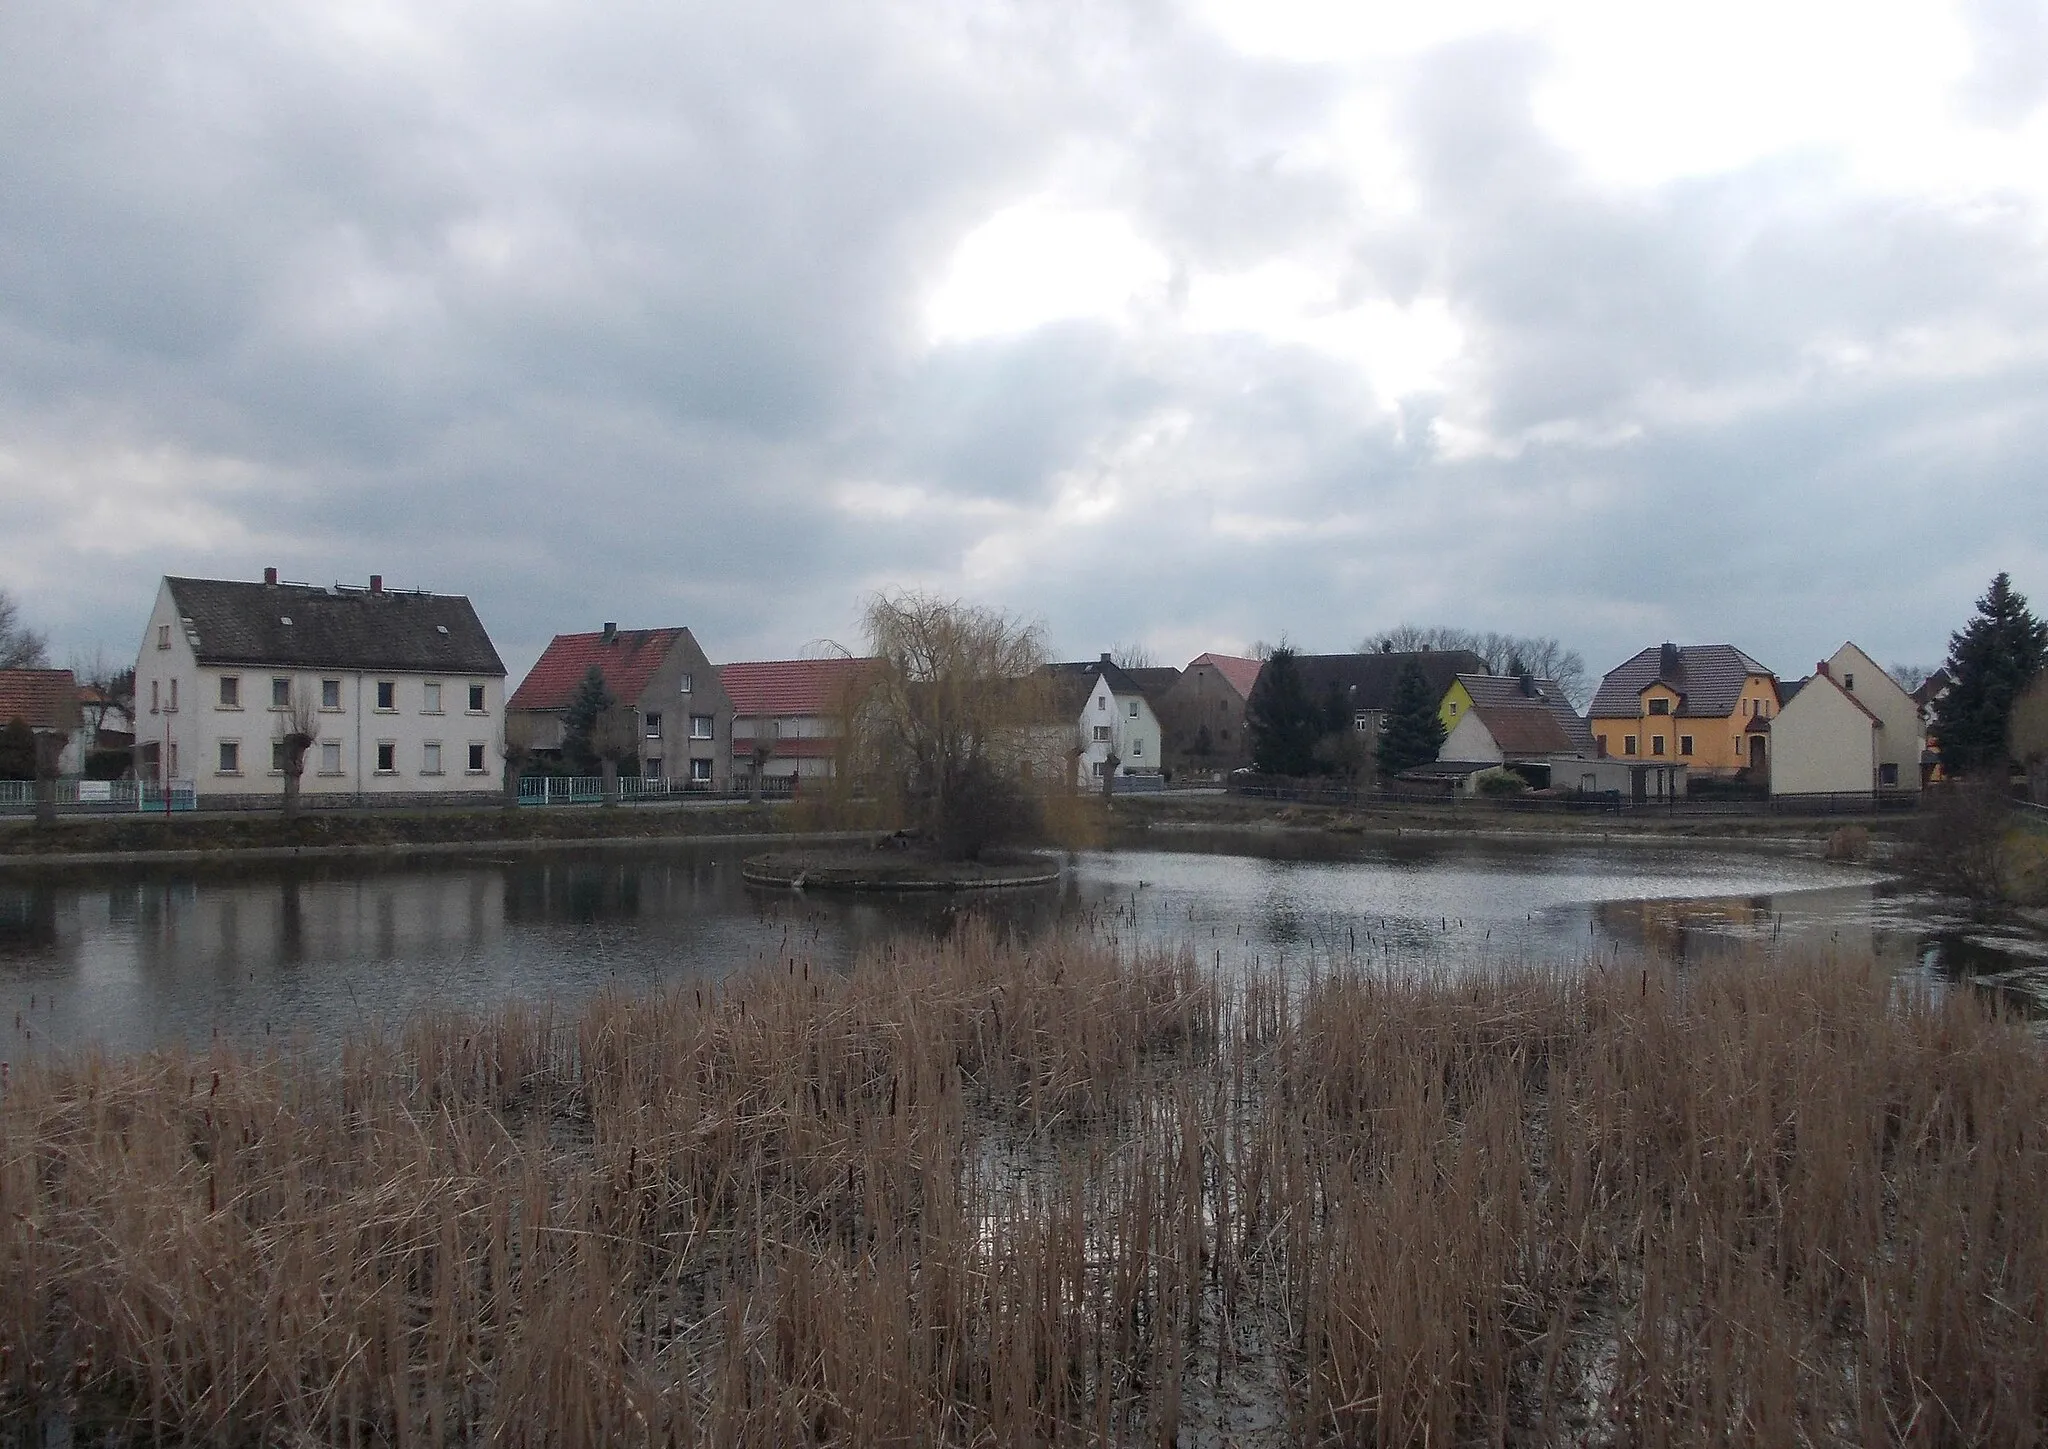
[924,199,1172,343]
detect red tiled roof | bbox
[0,669,78,730]
[1188,652,1264,699]
[1471,702,1575,756]
[719,657,874,719]
[509,628,688,711]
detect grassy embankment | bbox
[0,799,860,860]
[3,927,2042,1444]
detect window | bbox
[1651,736,1666,756]
[468,684,486,713]
[375,741,396,773]
[1449,702,1459,716]
[1128,701,1139,717]
[1130,739,1143,756]
[270,740,288,773]
[1649,698,1670,715]
[1093,725,1112,742]
[422,742,443,775]
[679,673,693,694]
[322,679,342,710]
[320,741,342,775]
[645,756,662,779]
[423,682,442,714]
[1879,762,1899,787]
[645,712,663,738]
[1679,735,1694,756]
[1624,735,1638,756]
[1845,673,1855,691]
[271,677,292,709]
[157,624,171,650]
[151,680,160,712]
[1097,697,1106,711]
[468,743,487,773]
[1353,711,1372,732]
[690,714,714,739]
[1735,735,1745,757]
[217,740,240,774]
[169,679,178,710]
[375,681,396,711]
[218,676,240,708]
[1596,733,1607,755]
[689,757,712,783]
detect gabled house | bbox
[1156,652,1264,777]
[1769,644,1924,796]
[1288,649,1488,741]
[1588,643,1779,780]
[1045,654,1175,784]
[719,656,874,786]
[135,569,507,804]
[1437,686,1585,790]
[0,668,81,773]
[508,624,732,789]
[1442,673,1594,755]
[1910,667,1952,784]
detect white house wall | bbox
[134,581,504,801]
[1074,677,1164,784]
[1770,680,1878,795]
[1827,643,1924,791]
[1438,713,1504,765]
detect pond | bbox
[0,832,2035,1056]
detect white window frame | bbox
[423,681,443,715]
[375,680,397,712]
[467,683,488,714]
[270,676,292,710]
[688,757,713,783]
[375,739,397,775]
[157,623,171,650]
[422,741,443,776]
[218,675,241,710]
[467,741,488,774]
[321,678,343,711]
[690,714,714,740]
[216,739,241,776]
[319,740,344,776]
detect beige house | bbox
[1769,665,1880,796]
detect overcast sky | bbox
[5,1,2047,686]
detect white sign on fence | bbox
[77,780,113,803]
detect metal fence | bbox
[0,779,198,814]
[516,775,799,806]
[1226,777,1923,817]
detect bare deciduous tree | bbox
[1110,641,1156,670]
[502,713,538,808]
[1887,662,1938,695]
[30,692,80,828]
[0,588,49,670]
[1356,624,1591,708]
[844,591,1059,860]
[273,684,319,821]
[591,705,640,806]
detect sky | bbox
[4,0,2047,688]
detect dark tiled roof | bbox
[720,657,874,718]
[509,628,691,711]
[1910,668,1952,708]
[0,669,77,730]
[1457,673,1594,752]
[1124,667,1184,704]
[1045,656,1169,714]
[166,578,503,676]
[1589,644,1774,720]
[1291,651,1487,711]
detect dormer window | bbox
[1648,698,1670,716]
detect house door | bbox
[1749,736,1767,786]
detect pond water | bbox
[0,833,2035,1056]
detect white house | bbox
[1769,644,1924,797]
[134,569,508,805]
[1046,655,1172,785]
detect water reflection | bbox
[0,835,2037,1055]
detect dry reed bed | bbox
[1,928,2045,1445]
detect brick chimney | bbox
[263,567,277,586]
[369,574,383,594]
[1659,642,1680,677]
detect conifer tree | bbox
[561,665,615,775]
[1376,658,1446,778]
[1245,648,1321,776]
[1934,572,2048,775]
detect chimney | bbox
[603,622,617,643]
[1519,672,1537,696]
[1099,651,1113,665]
[1659,642,1680,677]
[1817,660,1829,679]
[369,574,383,595]
[263,567,277,586]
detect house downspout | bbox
[354,672,364,808]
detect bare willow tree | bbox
[844,591,1059,860]
[2010,672,2048,805]
[273,684,319,821]
[30,699,79,829]
[590,705,640,806]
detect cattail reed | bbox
[0,925,2043,1444]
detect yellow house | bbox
[1587,643,1779,780]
